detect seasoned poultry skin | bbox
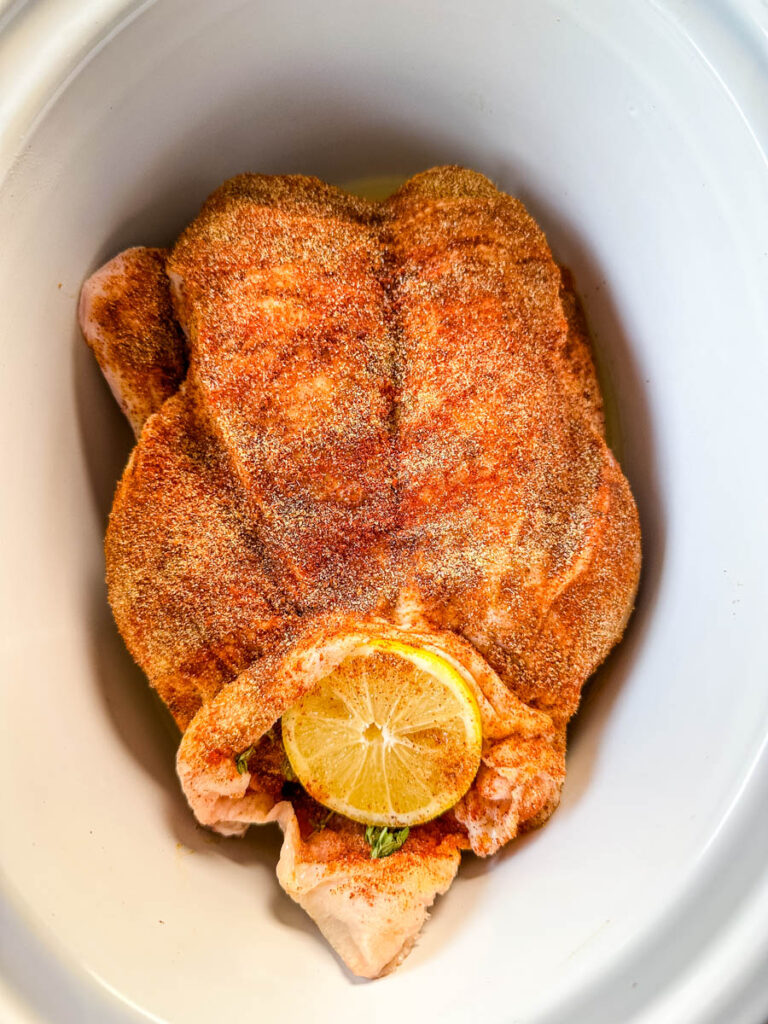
[79,247,187,434]
[83,167,641,978]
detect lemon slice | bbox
[281,639,482,827]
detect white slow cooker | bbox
[1,2,767,1022]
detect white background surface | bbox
[0,2,767,1022]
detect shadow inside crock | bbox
[72,122,663,958]
[85,108,473,267]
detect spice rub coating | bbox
[384,168,639,725]
[166,176,398,608]
[79,247,187,434]
[90,166,640,978]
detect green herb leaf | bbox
[364,825,410,859]
[235,746,256,775]
[311,808,335,832]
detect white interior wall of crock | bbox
[0,1,767,1023]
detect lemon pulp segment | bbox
[281,639,483,827]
